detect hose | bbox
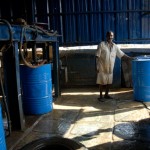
[0,19,13,53]
[30,24,58,37]
[0,19,13,137]
[0,66,11,137]
[0,19,13,43]
[19,26,47,68]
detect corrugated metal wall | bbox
[0,0,149,46]
[32,0,150,46]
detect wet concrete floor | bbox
[6,87,150,150]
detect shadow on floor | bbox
[5,87,150,150]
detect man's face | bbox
[107,32,114,43]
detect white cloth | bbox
[96,41,124,85]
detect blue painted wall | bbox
[0,0,149,46]
[32,0,150,46]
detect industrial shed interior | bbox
[0,0,149,150]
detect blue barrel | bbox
[0,104,7,150]
[20,64,53,115]
[132,56,150,102]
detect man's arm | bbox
[95,56,99,72]
[121,54,134,61]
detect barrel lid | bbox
[133,55,150,61]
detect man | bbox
[96,31,133,101]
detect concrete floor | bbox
[6,87,150,150]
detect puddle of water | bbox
[114,122,137,140]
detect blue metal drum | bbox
[0,104,7,150]
[132,56,150,102]
[20,64,53,115]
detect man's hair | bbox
[106,31,114,36]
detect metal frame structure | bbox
[0,22,60,130]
